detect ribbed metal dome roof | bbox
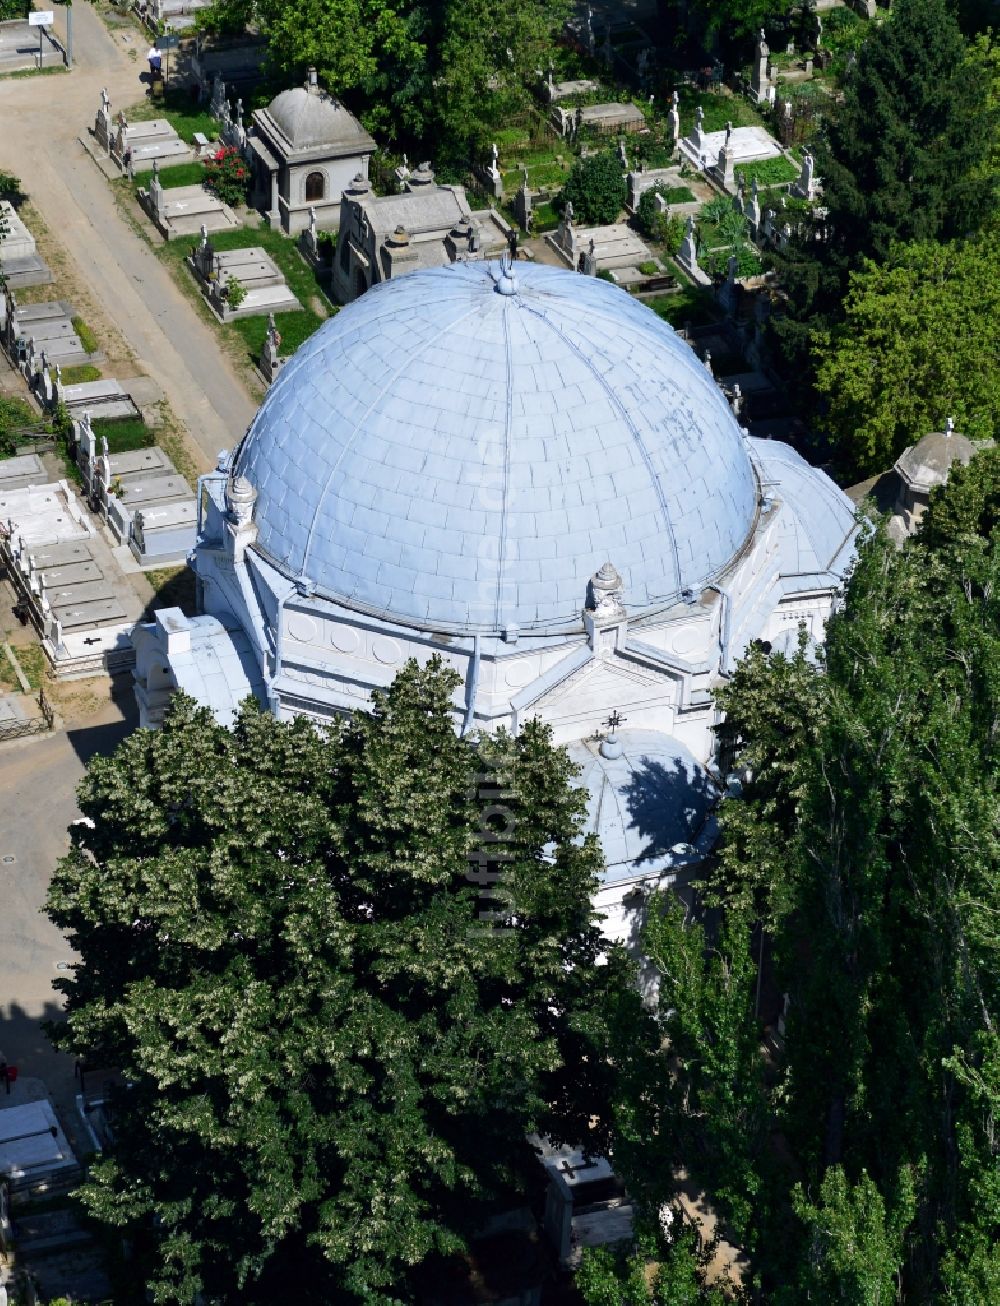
[234,262,759,634]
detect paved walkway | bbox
[0,5,257,466]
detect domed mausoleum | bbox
[249,68,376,235]
[133,262,857,951]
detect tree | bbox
[685,0,793,46]
[781,1167,915,1306]
[768,0,997,403]
[813,239,1000,476]
[576,1221,732,1305]
[558,151,627,226]
[46,660,651,1304]
[817,0,996,264]
[643,895,766,1244]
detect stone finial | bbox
[226,474,256,526]
[703,349,713,375]
[564,199,574,224]
[216,448,230,471]
[731,382,743,418]
[588,561,626,618]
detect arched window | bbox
[305,171,325,202]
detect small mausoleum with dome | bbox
[132,261,857,958]
[249,68,376,235]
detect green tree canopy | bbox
[46,659,650,1304]
[817,0,996,264]
[557,150,627,226]
[812,238,1000,476]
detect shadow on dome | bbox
[622,755,718,869]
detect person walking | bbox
[147,46,162,79]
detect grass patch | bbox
[155,161,208,190]
[231,309,325,360]
[93,416,155,454]
[645,282,720,329]
[656,185,696,205]
[734,156,800,188]
[677,86,766,138]
[126,91,219,146]
[0,642,45,693]
[145,564,197,618]
[530,200,560,233]
[71,316,99,355]
[60,364,102,385]
[161,222,335,368]
[637,260,660,276]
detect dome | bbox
[566,730,717,884]
[234,262,760,635]
[895,424,981,493]
[267,85,371,150]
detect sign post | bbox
[28,10,54,70]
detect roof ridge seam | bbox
[519,299,684,597]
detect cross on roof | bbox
[606,709,626,733]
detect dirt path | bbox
[0,4,257,468]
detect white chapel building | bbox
[133,262,856,953]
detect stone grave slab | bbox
[117,472,191,507]
[39,560,103,587]
[0,453,48,492]
[0,201,37,259]
[114,118,191,171]
[211,247,302,320]
[52,596,128,629]
[29,540,94,569]
[0,485,91,549]
[16,303,91,365]
[148,184,239,239]
[62,379,140,421]
[681,124,782,173]
[577,224,652,269]
[44,578,116,608]
[107,447,173,478]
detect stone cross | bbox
[669,90,680,145]
[703,349,713,375]
[236,97,243,121]
[101,87,110,113]
[731,382,743,418]
[618,138,628,169]
[796,150,816,200]
[199,222,209,249]
[693,104,705,154]
[679,214,698,272]
[491,142,499,171]
[945,416,955,437]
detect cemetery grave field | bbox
[159,224,335,375]
[127,91,219,147]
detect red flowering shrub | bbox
[203,146,249,209]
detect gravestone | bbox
[751,29,771,103]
